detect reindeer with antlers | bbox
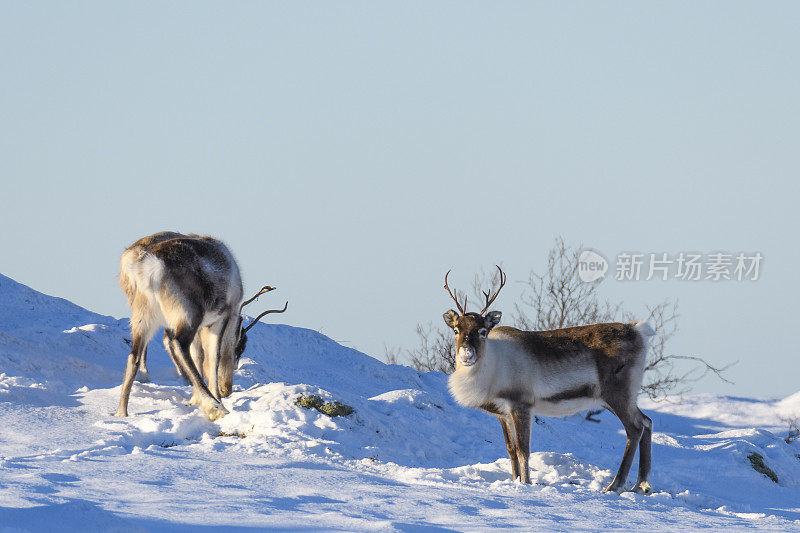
[116,232,287,420]
[443,266,655,493]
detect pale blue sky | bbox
[1,2,798,397]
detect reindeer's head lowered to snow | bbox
[214,285,287,398]
[442,266,506,369]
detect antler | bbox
[240,285,276,312]
[241,301,288,335]
[444,270,468,315]
[478,265,506,316]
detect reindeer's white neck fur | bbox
[449,355,493,409]
[448,336,510,408]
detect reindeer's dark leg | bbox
[482,403,520,481]
[116,303,157,417]
[186,335,206,404]
[605,403,646,493]
[115,331,150,417]
[511,407,532,484]
[162,331,200,404]
[633,410,653,494]
[167,325,228,421]
[499,417,520,481]
[163,330,187,379]
[136,346,150,382]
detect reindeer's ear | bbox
[443,310,459,328]
[484,310,502,329]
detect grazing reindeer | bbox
[116,232,287,420]
[443,266,655,493]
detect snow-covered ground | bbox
[1,272,799,531]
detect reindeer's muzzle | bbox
[457,346,477,367]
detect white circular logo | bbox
[578,250,608,282]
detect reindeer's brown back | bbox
[119,232,240,311]
[493,322,645,362]
[128,231,187,250]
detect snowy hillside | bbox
[1,272,799,531]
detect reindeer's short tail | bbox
[630,320,656,361]
[629,320,655,396]
[633,320,656,338]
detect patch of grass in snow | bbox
[747,452,778,483]
[218,430,247,439]
[295,395,354,417]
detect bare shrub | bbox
[783,416,800,444]
[405,322,456,374]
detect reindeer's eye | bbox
[479,329,488,338]
[453,328,459,335]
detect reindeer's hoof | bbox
[206,404,228,421]
[201,399,229,421]
[187,395,201,406]
[113,409,128,417]
[632,481,653,495]
[136,371,150,383]
[604,483,623,494]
